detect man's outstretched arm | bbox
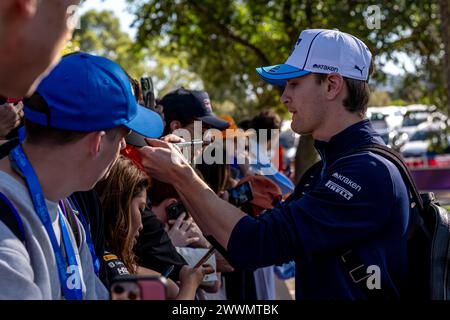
[139,139,246,249]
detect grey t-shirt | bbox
[0,171,109,299]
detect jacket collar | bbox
[314,119,384,165]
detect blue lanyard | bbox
[58,207,79,271]
[10,145,83,300]
[65,198,101,275]
[18,126,25,143]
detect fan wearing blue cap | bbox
[137,29,411,300]
[0,52,163,299]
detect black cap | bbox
[125,131,148,147]
[160,88,230,130]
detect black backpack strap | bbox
[351,144,424,212]
[0,139,25,245]
[0,191,26,245]
[338,143,429,299]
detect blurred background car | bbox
[400,123,449,158]
[366,105,450,204]
[367,107,405,148]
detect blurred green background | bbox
[67,0,450,122]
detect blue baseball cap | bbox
[23,52,163,138]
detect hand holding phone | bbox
[167,212,200,247]
[176,246,218,286]
[227,181,253,207]
[193,247,217,286]
[179,264,215,294]
[166,202,189,221]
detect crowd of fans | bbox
[0,1,427,301]
[0,2,295,298]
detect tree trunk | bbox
[439,0,450,115]
[294,134,320,184]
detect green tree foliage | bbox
[73,9,145,77]
[439,0,450,115]
[71,9,204,99]
[368,91,392,107]
[145,50,203,97]
[127,0,448,117]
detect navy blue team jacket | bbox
[227,120,410,300]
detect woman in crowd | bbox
[96,156,211,299]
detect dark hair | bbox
[314,63,373,116]
[148,179,179,206]
[126,73,144,105]
[24,93,120,145]
[238,119,252,131]
[195,148,230,194]
[163,118,194,136]
[250,110,281,141]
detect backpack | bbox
[0,191,26,245]
[297,144,450,300]
[0,192,82,248]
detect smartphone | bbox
[227,181,253,207]
[140,77,156,109]
[166,202,189,221]
[194,247,216,269]
[110,275,167,300]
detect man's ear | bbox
[170,120,182,132]
[87,131,106,156]
[324,73,345,100]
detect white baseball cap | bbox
[256,29,372,85]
